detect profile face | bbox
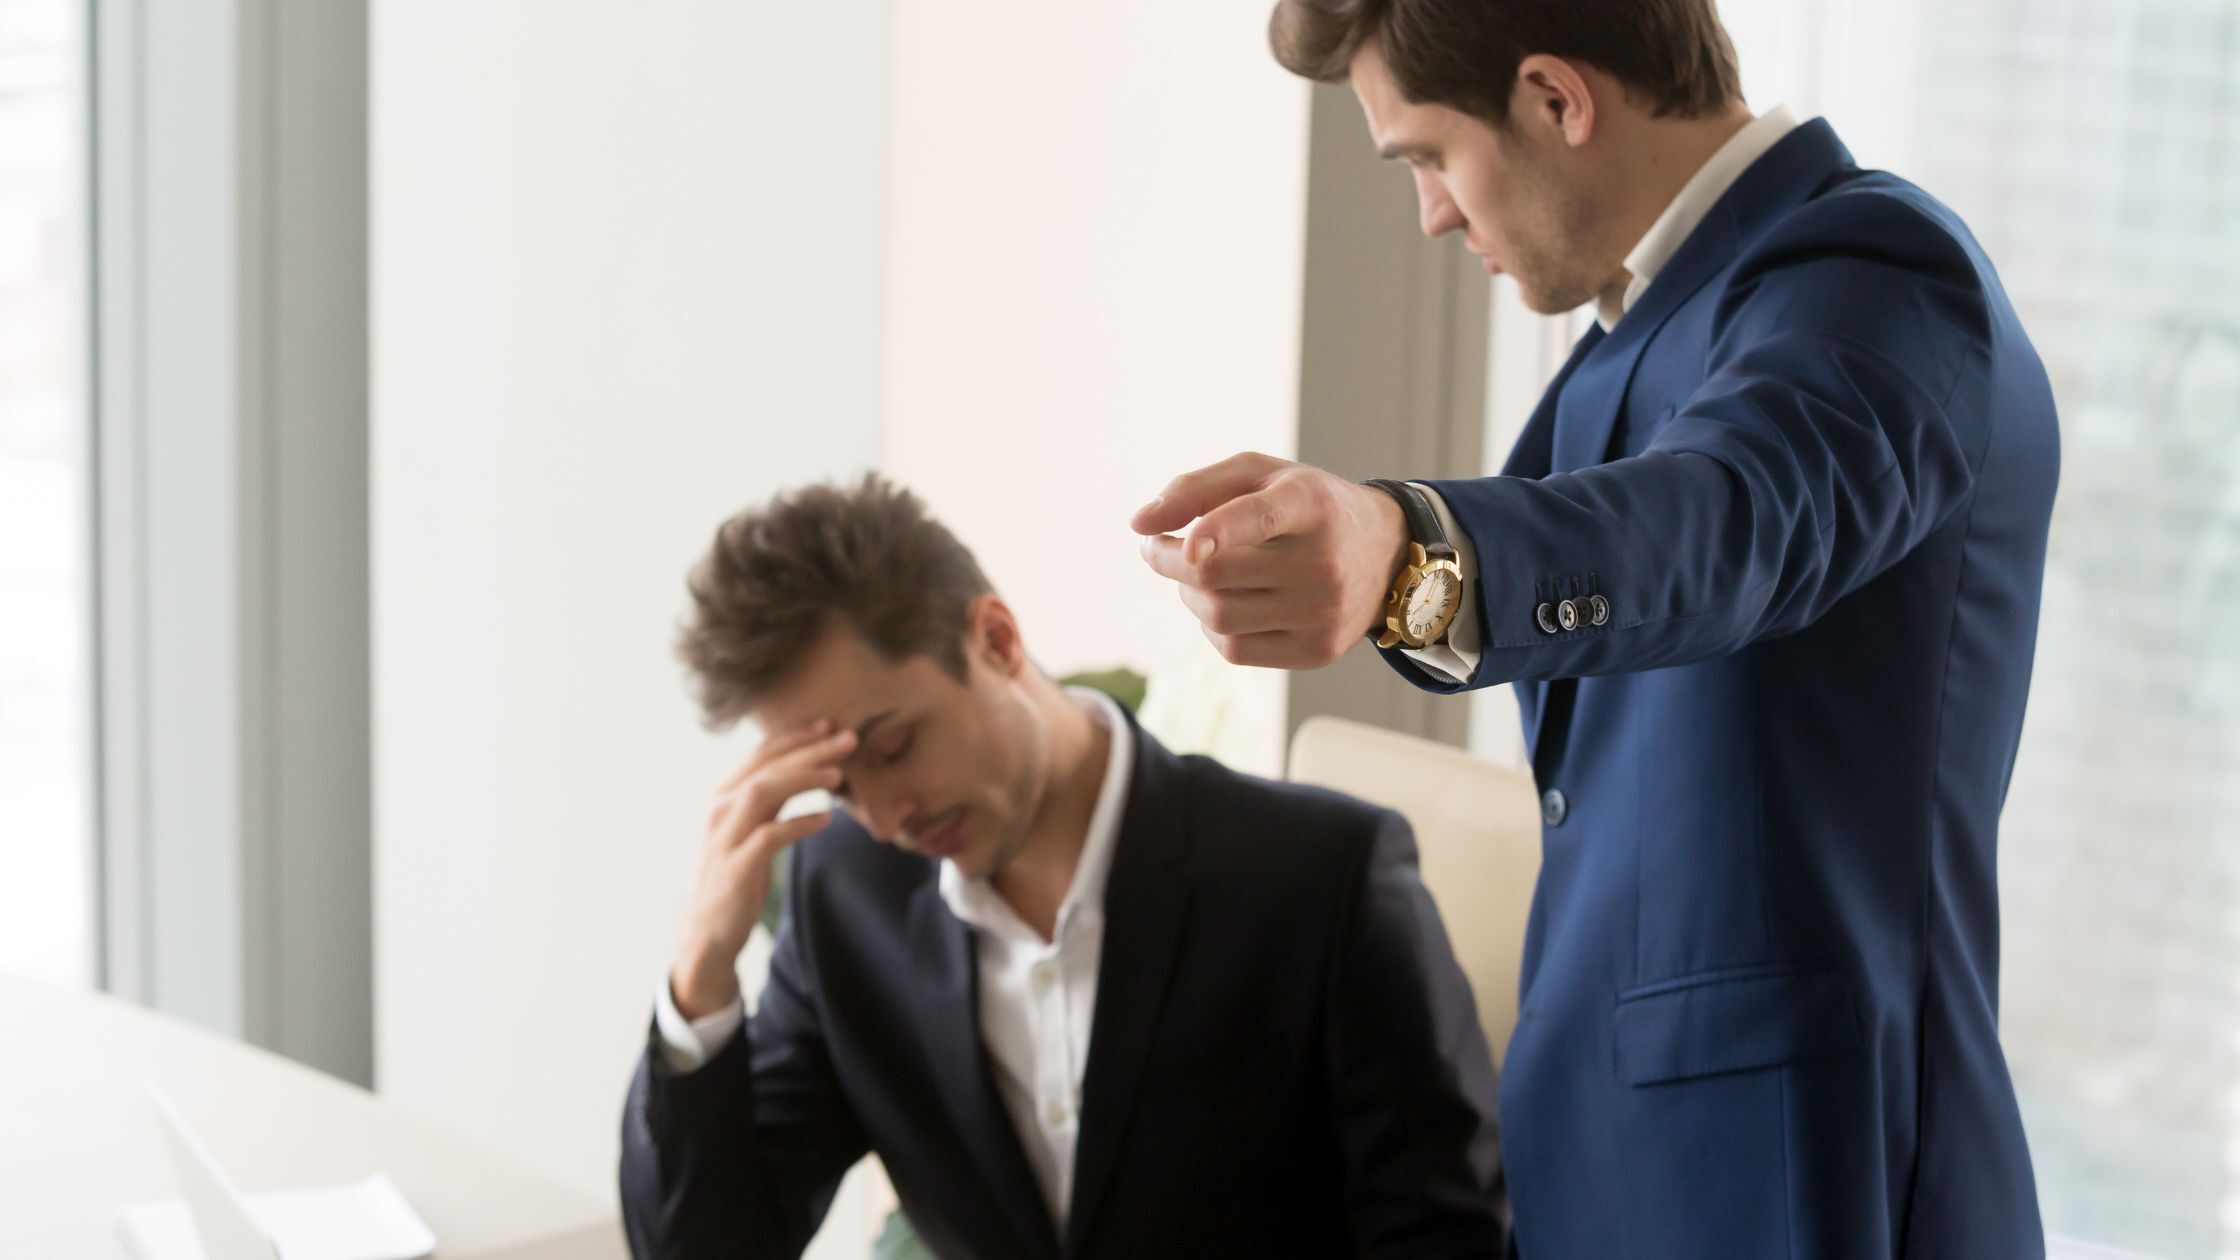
[1350,40,1603,315]
[749,615,1047,882]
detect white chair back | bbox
[1288,716,1542,1067]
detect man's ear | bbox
[969,595,1030,679]
[1513,54,1598,148]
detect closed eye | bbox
[880,730,917,767]
[831,727,916,799]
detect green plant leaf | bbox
[873,1208,937,1260]
[1059,666,1147,712]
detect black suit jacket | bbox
[620,715,1505,1259]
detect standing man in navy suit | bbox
[1138,2,2056,1256]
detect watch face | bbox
[1404,568,1461,642]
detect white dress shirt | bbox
[653,686,1133,1230]
[1402,106,1802,687]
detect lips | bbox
[913,810,966,860]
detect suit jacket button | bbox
[1541,788,1569,827]
[1557,599,1582,631]
[1589,594,1610,626]
[1535,602,1559,634]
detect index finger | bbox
[1130,451,1284,536]
[1189,479,1309,561]
[722,718,834,792]
[714,729,859,834]
[748,727,859,793]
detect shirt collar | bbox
[937,687,1134,942]
[1598,105,1801,332]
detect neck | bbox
[1593,103,1755,324]
[992,678,1111,938]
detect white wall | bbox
[879,0,1312,775]
[370,0,888,1213]
[376,1,1311,1241]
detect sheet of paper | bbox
[114,1175,435,1260]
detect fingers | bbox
[1138,533,1193,585]
[1138,531,1277,589]
[739,753,842,834]
[760,727,858,784]
[709,729,855,850]
[742,809,833,861]
[707,768,824,860]
[1129,451,1285,536]
[1200,624,1357,671]
[1189,475,1316,560]
[739,721,860,798]
[1177,584,1299,638]
[706,786,765,857]
[722,718,834,793]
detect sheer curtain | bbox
[1731,3,2236,1254]
[0,0,92,992]
[1476,3,2240,1253]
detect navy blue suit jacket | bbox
[620,714,1506,1259]
[1380,120,2056,1258]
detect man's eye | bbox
[881,733,916,766]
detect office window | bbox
[0,0,92,990]
[1722,1,2240,1254]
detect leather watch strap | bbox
[1362,478,1457,560]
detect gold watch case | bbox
[1376,542,1465,649]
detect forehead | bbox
[751,625,952,736]
[1347,38,1407,127]
[1348,38,1478,154]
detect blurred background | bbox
[1,0,2234,1256]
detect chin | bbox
[973,832,1032,883]
[1513,282,1577,316]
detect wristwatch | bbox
[1363,479,1465,649]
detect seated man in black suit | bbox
[621,475,1504,1259]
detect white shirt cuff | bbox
[653,975,746,1075]
[1398,483,1482,686]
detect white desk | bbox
[0,974,624,1260]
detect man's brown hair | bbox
[677,474,995,729]
[1269,0,1742,127]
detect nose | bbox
[851,784,917,843]
[1414,170,1463,239]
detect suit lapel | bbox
[1063,724,1191,1253]
[1547,117,1855,477]
[1497,327,1596,480]
[1524,120,1857,774]
[1505,330,1601,757]
[1528,209,1742,774]
[903,885,1060,1258]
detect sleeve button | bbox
[1541,788,1569,826]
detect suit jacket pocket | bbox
[1612,964,1861,1086]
